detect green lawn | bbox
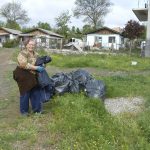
[49,53,150,71]
[13,49,150,71]
[1,49,150,149]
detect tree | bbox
[6,20,21,30]
[75,27,82,38]
[0,21,5,27]
[68,26,76,38]
[140,25,146,40]
[73,0,112,29]
[82,24,94,34]
[0,20,21,30]
[55,10,71,39]
[71,26,76,33]
[0,1,29,28]
[123,20,145,54]
[37,21,51,30]
[21,27,33,33]
[67,26,83,39]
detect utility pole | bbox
[145,0,150,57]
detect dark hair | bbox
[21,38,36,50]
[23,38,35,47]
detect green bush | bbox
[3,39,19,48]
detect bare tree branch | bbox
[73,0,112,29]
[0,2,30,25]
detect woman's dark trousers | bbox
[20,86,42,114]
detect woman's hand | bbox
[36,66,45,72]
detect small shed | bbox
[19,28,64,49]
[0,27,21,47]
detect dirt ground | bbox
[0,48,17,99]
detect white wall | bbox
[0,36,7,43]
[9,34,18,40]
[0,34,17,42]
[0,34,18,47]
[86,35,95,47]
[86,34,123,50]
[0,36,7,47]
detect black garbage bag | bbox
[41,84,54,103]
[35,55,52,88]
[69,80,80,93]
[35,56,52,66]
[85,79,106,100]
[51,73,72,94]
[71,69,93,90]
[37,70,51,88]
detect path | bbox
[0,48,16,99]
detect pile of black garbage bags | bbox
[36,56,106,103]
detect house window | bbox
[95,36,98,43]
[98,37,102,43]
[41,37,46,43]
[121,37,124,44]
[95,36,102,43]
[109,36,115,43]
[6,35,9,41]
[69,38,75,42]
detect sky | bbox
[0,0,147,29]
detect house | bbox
[19,28,63,49]
[0,27,21,47]
[86,27,124,50]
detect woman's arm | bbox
[17,52,38,70]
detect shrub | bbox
[3,39,19,48]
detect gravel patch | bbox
[104,97,144,115]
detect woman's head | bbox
[24,38,36,52]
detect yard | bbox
[1,48,150,149]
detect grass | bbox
[46,93,150,149]
[49,53,150,71]
[100,75,150,98]
[1,48,150,149]
[12,49,150,71]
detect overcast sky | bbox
[0,0,147,28]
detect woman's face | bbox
[26,40,35,52]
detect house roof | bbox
[0,33,9,36]
[24,28,64,38]
[0,27,21,35]
[112,27,123,33]
[19,33,34,37]
[86,26,122,35]
[132,8,148,21]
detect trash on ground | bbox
[131,61,137,65]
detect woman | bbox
[14,39,44,115]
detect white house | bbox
[0,27,21,47]
[86,27,124,50]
